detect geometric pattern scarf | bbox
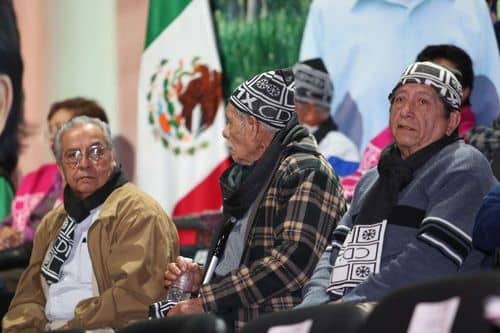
[41,167,127,284]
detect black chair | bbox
[174,212,223,264]
[0,244,32,330]
[117,313,226,333]
[357,271,500,333]
[241,302,368,333]
[0,243,32,271]
[0,290,14,332]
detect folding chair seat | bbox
[116,313,226,333]
[241,302,368,333]
[357,271,500,333]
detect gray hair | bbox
[234,107,279,136]
[53,115,113,161]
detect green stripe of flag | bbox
[144,0,191,48]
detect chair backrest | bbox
[116,313,226,333]
[0,243,32,271]
[241,302,368,333]
[174,212,223,264]
[357,271,500,333]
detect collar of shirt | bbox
[350,0,452,11]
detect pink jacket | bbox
[9,163,63,241]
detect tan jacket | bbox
[2,183,179,332]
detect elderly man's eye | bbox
[394,96,405,104]
[64,150,81,163]
[88,145,105,161]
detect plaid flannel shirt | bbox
[199,129,347,331]
[465,115,500,160]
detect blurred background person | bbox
[0,0,24,221]
[465,115,500,165]
[300,0,500,151]
[293,58,360,178]
[486,0,500,51]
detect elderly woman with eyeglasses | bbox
[3,116,179,332]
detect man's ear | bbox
[462,86,471,102]
[247,115,260,137]
[446,111,461,136]
[56,162,68,186]
[0,74,13,134]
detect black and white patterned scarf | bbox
[354,134,458,226]
[41,167,127,284]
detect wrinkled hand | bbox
[0,226,23,251]
[164,256,203,294]
[167,297,204,316]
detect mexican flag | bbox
[136,0,230,217]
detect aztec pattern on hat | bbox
[389,61,463,112]
[230,70,295,129]
[293,61,333,110]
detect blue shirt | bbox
[300,0,500,149]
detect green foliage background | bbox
[211,0,311,99]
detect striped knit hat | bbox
[389,61,463,112]
[293,58,333,109]
[229,69,295,129]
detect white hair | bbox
[53,115,113,161]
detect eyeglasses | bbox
[62,143,108,168]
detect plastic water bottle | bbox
[165,257,194,302]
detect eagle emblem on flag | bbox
[147,56,223,155]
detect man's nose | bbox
[77,153,91,168]
[399,102,413,118]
